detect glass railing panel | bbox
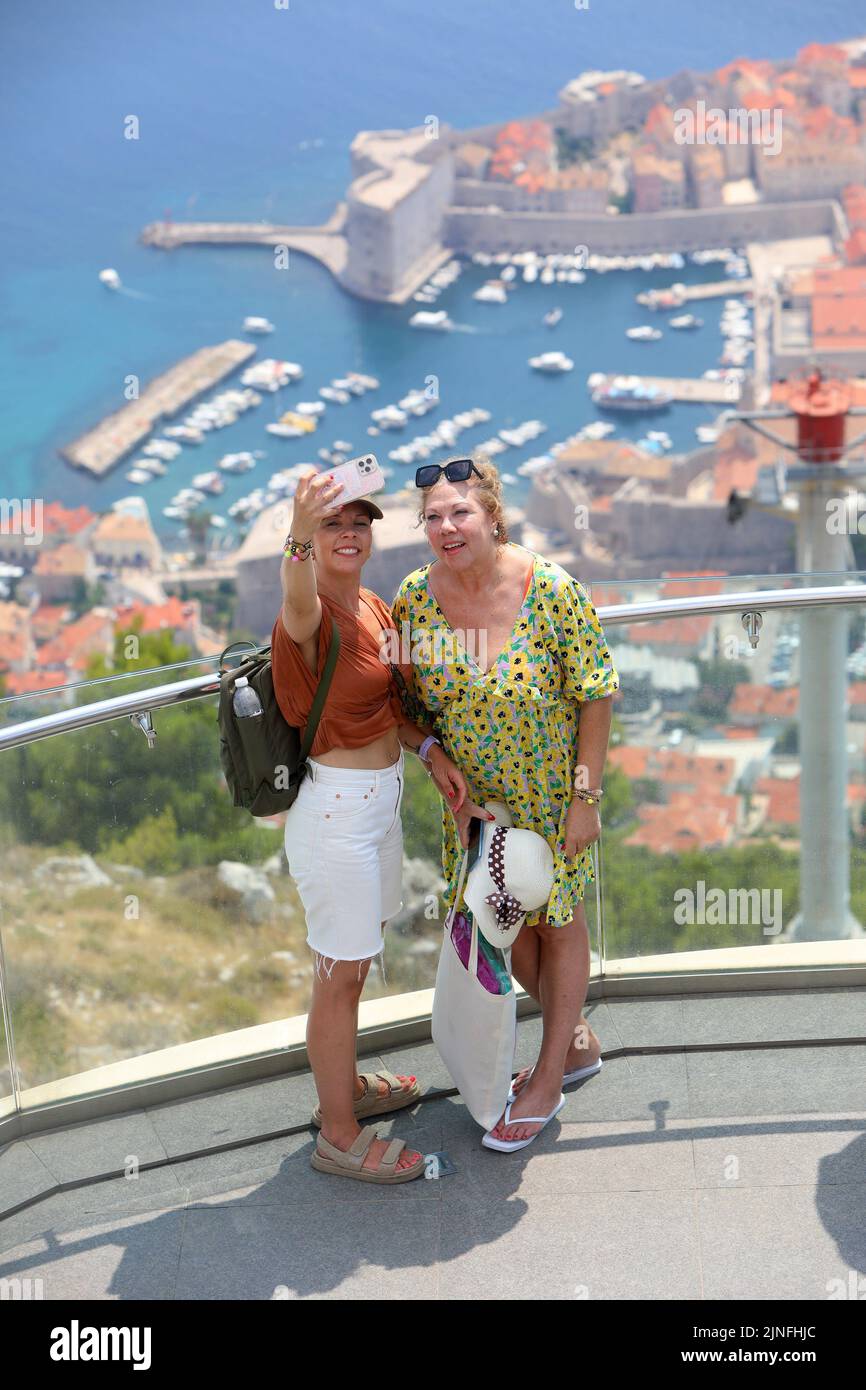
[0,696,449,1106]
[588,569,866,612]
[598,595,866,970]
[0,655,223,731]
[0,990,13,1114]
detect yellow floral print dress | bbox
[391,548,620,928]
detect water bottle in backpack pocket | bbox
[232,675,264,718]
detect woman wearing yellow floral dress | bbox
[392,456,619,1147]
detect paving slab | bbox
[439,1190,702,1300]
[175,1198,440,1300]
[697,1182,866,1300]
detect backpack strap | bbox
[298,620,341,763]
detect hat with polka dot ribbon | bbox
[464,801,554,950]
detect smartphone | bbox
[467,816,485,872]
[323,453,386,510]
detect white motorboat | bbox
[192,471,225,495]
[266,423,305,437]
[241,359,303,389]
[528,351,574,373]
[218,452,256,473]
[473,282,508,304]
[543,308,563,328]
[319,387,351,404]
[626,326,662,341]
[409,310,454,330]
[295,401,326,416]
[243,316,275,334]
[669,314,703,330]
[164,425,204,444]
[344,373,376,394]
[371,405,409,430]
[125,468,153,485]
[142,439,181,459]
[99,268,121,290]
[517,454,555,477]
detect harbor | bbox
[587,373,742,405]
[61,340,256,477]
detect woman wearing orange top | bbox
[272,466,471,1185]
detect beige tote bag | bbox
[431,844,517,1130]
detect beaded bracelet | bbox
[573,786,604,805]
[283,534,313,562]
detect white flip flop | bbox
[508,1056,602,1102]
[481,1093,566,1152]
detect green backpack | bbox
[217,626,341,817]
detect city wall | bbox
[444,198,839,256]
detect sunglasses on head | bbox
[415,457,484,489]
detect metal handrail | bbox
[1,582,865,752]
[599,582,866,625]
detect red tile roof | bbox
[609,745,736,792]
[715,57,775,84]
[33,541,90,577]
[32,605,70,641]
[644,103,676,138]
[730,684,799,719]
[41,502,97,538]
[2,670,68,696]
[624,801,736,851]
[797,42,848,68]
[812,294,866,350]
[0,632,30,670]
[35,611,114,672]
[607,746,652,779]
[659,574,729,597]
[625,615,714,647]
[712,454,763,502]
[845,229,866,265]
[753,775,799,824]
[114,597,200,636]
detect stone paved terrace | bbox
[1,987,865,1300]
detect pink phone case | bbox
[324,454,386,509]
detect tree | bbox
[554,127,594,167]
[0,627,271,866]
[693,656,751,721]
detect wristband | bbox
[418,735,441,764]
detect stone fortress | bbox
[338,45,866,303]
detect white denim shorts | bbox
[283,749,405,977]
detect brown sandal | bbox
[310,1069,420,1128]
[310,1126,426,1184]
